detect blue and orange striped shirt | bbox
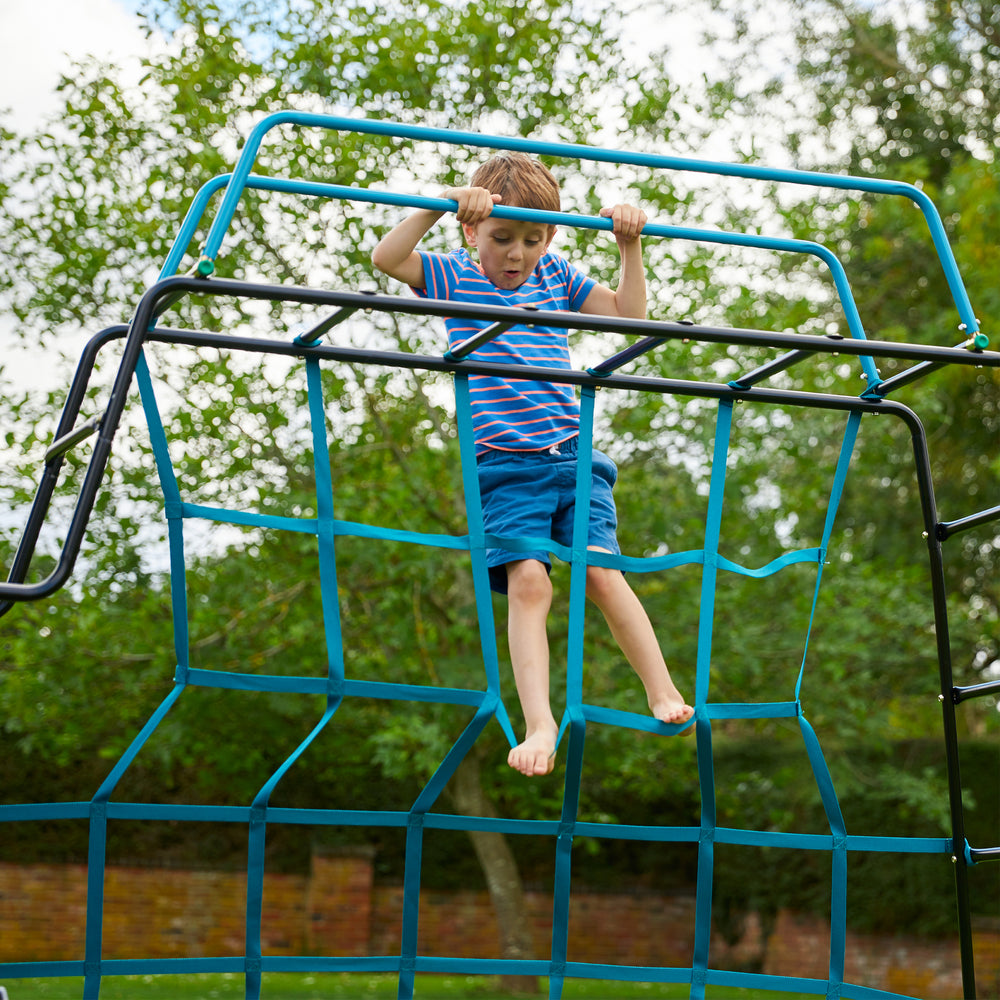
[414,248,596,453]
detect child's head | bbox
[471,152,560,217]
[462,153,560,291]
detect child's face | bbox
[463,217,555,291]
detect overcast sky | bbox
[0,0,150,131]
[0,0,718,393]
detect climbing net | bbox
[1,117,997,1000]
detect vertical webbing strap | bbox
[800,715,848,997]
[305,357,347,697]
[134,351,190,681]
[549,387,598,997]
[795,411,862,701]
[454,373,510,724]
[242,357,350,998]
[690,399,734,998]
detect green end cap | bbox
[971,332,989,351]
[196,256,215,276]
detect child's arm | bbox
[579,203,648,319]
[371,186,500,289]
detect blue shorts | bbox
[476,435,621,594]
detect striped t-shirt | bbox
[414,248,596,453]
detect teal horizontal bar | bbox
[264,956,402,973]
[0,960,85,978]
[424,812,560,836]
[706,701,801,719]
[0,802,89,822]
[182,667,329,694]
[107,803,250,823]
[267,807,409,827]
[102,957,246,975]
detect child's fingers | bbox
[600,204,647,240]
[455,187,501,223]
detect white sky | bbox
[0,0,149,131]
[0,0,705,131]
[0,0,713,388]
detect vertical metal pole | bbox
[909,416,977,998]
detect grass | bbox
[1,972,821,999]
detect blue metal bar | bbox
[178,170,883,383]
[189,113,978,337]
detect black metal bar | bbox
[291,290,382,346]
[44,416,102,464]
[969,847,1000,864]
[728,347,819,390]
[588,336,667,377]
[5,275,944,607]
[907,415,978,998]
[444,321,516,361]
[0,324,129,618]
[868,333,990,397]
[121,276,1000,368]
[871,359,942,396]
[953,679,1000,705]
[937,505,1000,540]
[6,271,994,611]
[292,307,358,346]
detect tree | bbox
[3,0,996,987]
[0,0,701,989]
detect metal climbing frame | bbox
[1,117,998,1000]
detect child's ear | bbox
[545,225,557,249]
[462,222,479,247]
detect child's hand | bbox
[600,203,647,243]
[444,186,502,225]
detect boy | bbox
[371,152,693,777]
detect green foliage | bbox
[0,0,996,968]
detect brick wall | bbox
[2,854,996,998]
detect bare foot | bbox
[650,693,695,731]
[507,727,558,776]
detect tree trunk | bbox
[447,752,540,996]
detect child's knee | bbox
[507,559,552,605]
[585,565,621,604]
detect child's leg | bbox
[585,559,693,725]
[505,558,560,776]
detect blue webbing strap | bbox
[82,682,185,999]
[81,350,191,999]
[305,357,349,699]
[134,351,191,681]
[243,356,350,999]
[795,411,862,702]
[801,715,849,998]
[398,696,500,999]
[393,373,518,1000]
[454,373,515,743]
[549,386,599,998]
[690,399,734,999]
[566,386,597,708]
[792,411,861,1000]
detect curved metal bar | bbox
[172,171,881,381]
[0,325,128,617]
[10,275,979,608]
[193,113,979,335]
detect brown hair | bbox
[470,152,561,214]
